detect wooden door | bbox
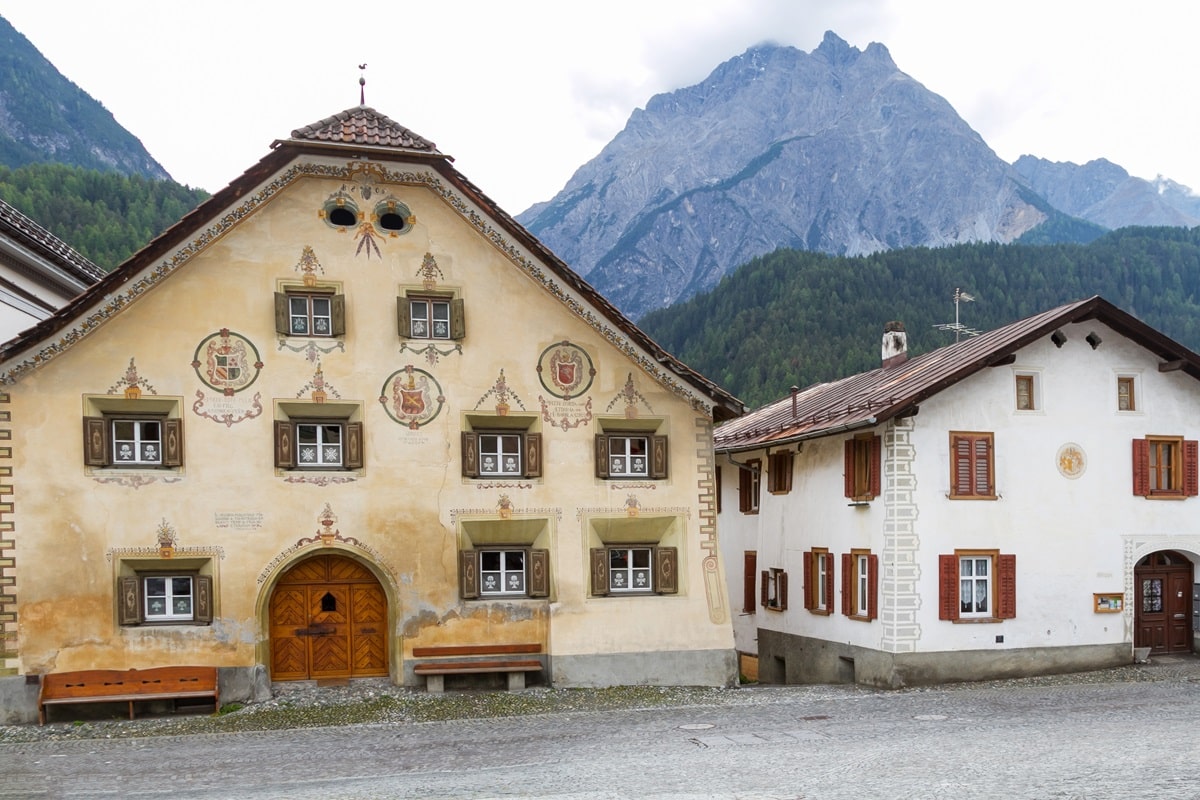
[1135,551,1193,655]
[269,554,389,680]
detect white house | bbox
[716,296,1200,687]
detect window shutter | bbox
[738,467,753,512]
[162,418,184,467]
[1132,438,1150,496]
[651,435,669,479]
[869,435,882,498]
[459,549,479,599]
[841,553,853,616]
[589,548,609,596]
[743,551,757,613]
[450,298,466,340]
[594,435,610,478]
[528,549,550,597]
[274,420,295,468]
[396,296,411,338]
[715,465,722,513]
[938,554,959,620]
[844,440,855,498]
[343,421,364,469]
[523,432,542,478]
[824,556,835,611]
[83,416,109,466]
[778,570,788,610]
[653,547,678,594]
[975,437,993,496]
[330,294,346,337]
[117,575,141,625]
[274,292,289,335]
[461,432,479,478]
[952,435,972,496]
[997,553,1017,619]
[194,575,213,624]
[760,569,769,608]
[866,554,879,620]
[802,550,815,610]
[1185,440,1199,497]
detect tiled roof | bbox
[714,296,1200,451]
[289,106,441,154]
[0,198,105,284]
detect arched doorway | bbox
[1135,550,1194,656]
[269,554,389,680]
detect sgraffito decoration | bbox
[256,501,389,585]
[294,245,325,285]
[606,372,654,419]
[108,358,157,398]
[296,362,341,402]
[105,519,225,563]
[474,369,525,415]
[379,365,445,428]
[416,252,444,288]
[537,340,595,430]
[191,329,264,427]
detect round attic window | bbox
[374,200,414,236]
[322,196,360,229]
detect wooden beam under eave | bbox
[1159,360,1185,372]
[988,354,1017,367]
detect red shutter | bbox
[866,554,879,620]
[975,437,993,496]
[1132,438,1150,496]
[952,435,972,496]
[844,440,855,498]
[778,570,788,611]
[744,551,757,613]
[869,435,882,498]
[938,554,959,620]
[760,569,770,609]
[1185,440,1199,497]
[823,555,835,612]
[715,465,722,514]
[739,467,753,512]
[997,553,1017,619]
[802,550,815,610]
[840,553,852,616]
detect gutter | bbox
[714,416,879,457]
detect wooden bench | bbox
[411,643,543,693]
[38,666,219,725]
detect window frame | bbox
[844,434,881,501]
[760,565,788,611]
[595,432,668,479]
[462,428,542,479]
[1117,375,1138,412]
[83,412,183,470]
[459,547,550,599]
[803,547,834,615]
[274,403,364,472]
[398,292,465,341]
[1014,373,1036,411]
[767,450,794,495]
[589,545,678,596]
[274,289,345,338]
[738,459,761,514]
[1133,436,1198,498]
[118,570,213,627]
[938,550,1016,622]
[949,431,996,500]
[841,550,878,620]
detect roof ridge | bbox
[290,106,442,154]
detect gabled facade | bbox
[0,107,743,722]
[716,297,1200,687]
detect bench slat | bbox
[411,643,541,658]
[413,659,542,675]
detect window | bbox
[1132,436,1198,498]
[1014,374,1036,410]
[589,546,677,595]
[398,294,464,340]
[322,194,359,229]
[83,415,183,468]
[938,551,1016,622]
[743,551,757,613]
[595,433,668,479]
[274,406,364,471]
[274,291,345,337]
[118,572,212,626]
[373,199,413,236]
[738,459,761,513]
[459,548,549,599]
[767,450,793,494]
[949,431,995,499]
[462,430,542,478]
[841,550,878,620]
[760,566,787,611]
[803,548,834,614]
[844,434,881,501]
[1117,376,1137,411]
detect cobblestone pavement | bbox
[3,656,1200,799]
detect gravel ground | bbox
[4,656,1195,744]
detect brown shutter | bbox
[274,420,295,468]
[523,432,542,478]
[802,550,815,610]
[867,554,879,620]
[738,467,752,512]
[1132,438,1150,496]
[83,416,109,466]
[653,547,678,594]
[461,432,479,478]
[344,421,364,469]
[330,294,346,337]
[117,575,141,625]
[952,435,972,496]
[841,553,853,616]
[396,296,411,338]
[824,555,835,611]
[528,549,550,597]
[594,434,610,478]
[939,554,960,620]
[778,570,788,610]
[976,436,993,496]
[274,292,289,335]
[1185,440,1199,496]
[715,465,722,513]
[844,440,855,498]
[459,549,479,599]
[450,298,466,340]
[194,575,213,624]
[997,553,1017,619]
[869,435,882,498]
[743,551,757,613]
[760,569,769,608]
[651,435,669,479]
[590,548,609,596]
[162,418,184,467]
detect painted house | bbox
[716,297,1200,687]
[0,106,744,722]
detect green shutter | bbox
[396,296,411,338]
[590,548,609,596]
[330,294,346,337]
[450,298,466,340]
[274,292,289,335]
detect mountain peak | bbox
[814,30,860,66]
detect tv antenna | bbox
[933,287,980,342]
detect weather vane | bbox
[359,63,367,105]
[933,287,981,342]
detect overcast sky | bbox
[2,1,1197,215]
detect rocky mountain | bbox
[0,16,170,180]
[1012,155,1200,230]
[520,32,1056,320]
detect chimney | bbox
[882,321,907,368]
[790,385,799,418]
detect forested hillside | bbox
[639,227,1200,409]
[0,163,208,269]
